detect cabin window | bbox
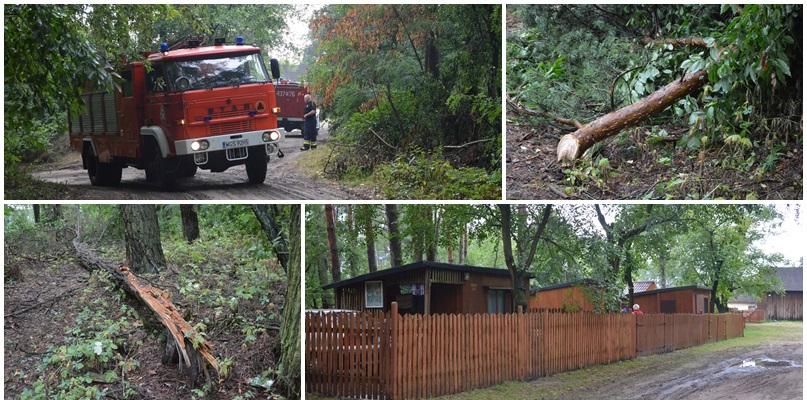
[487,289,506,314]
[660,300,676,314]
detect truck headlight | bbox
[191,140,210,151]
[263,131,280,142]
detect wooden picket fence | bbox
[634,313,744,356]
[743,309,766,323]
[305,304,745,400]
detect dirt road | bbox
[31,125,362,200]
[550,327,803,400]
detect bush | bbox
[375,150,501,199]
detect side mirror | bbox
[270,58,280,80]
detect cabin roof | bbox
[632,285,712,297]
[322,261,516,290]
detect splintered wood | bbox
[121,267,219,379]
[71,240,219,383]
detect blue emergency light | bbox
[160,43,169,53]
[236,36,245,45]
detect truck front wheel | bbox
[146,139,176,191]
[245,145,268,184]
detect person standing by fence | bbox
[632,304,644,315]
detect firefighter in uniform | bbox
[301,94,318,150]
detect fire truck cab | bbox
[68,36,284,190]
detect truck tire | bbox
[146,139,176,191]
[86,149,122,186]
[245,145,267,184]
[177,156,198,178]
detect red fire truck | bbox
[274,80,309,133]
[68,36,284,190]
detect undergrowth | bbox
[10,233,286,400]
[373,150,502,200]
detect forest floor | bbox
[4,246,287,399]
[7,123,368,200]
[506,115,803,200]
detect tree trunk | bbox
[425,30,440,79]
[557,68,708,161]
[71,240,218,385]
[277,205,301,400]
[345,205,359,277]
[361,206,378,273]
[180,205,200,244]
[427,206,437,262]
[386,204,402,268]
[318,254,334,308]
[498,205,528,310]
[459,224,468,264]
[33,204,40,224]
[251,205,290,273]
[324,204,341,282]
[119,205,165,274]
[625,242,635,307]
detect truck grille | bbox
[209,120,253,135]
[194,108,252,122]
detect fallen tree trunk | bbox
[557,36,713,161]
[557,68,708,161]
[71,240,219,384]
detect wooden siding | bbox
[633,287,711,314]
[334,269,526,316]
[529,285,595,312]
[759,291,802,320]
[306,306,745,400]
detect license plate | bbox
[222,138,249,149]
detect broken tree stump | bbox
[71,240,219,384]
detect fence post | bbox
[390,301,399,400]
[517,306,524,380]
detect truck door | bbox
[118,68,138,135]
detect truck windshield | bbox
[165,53,270,91]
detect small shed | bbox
[322,261,529,315]
[632,285,712,314]
[759,267,802,320]
[530,279,599,312]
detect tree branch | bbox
[507,98,583,129]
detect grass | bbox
[307,321,802,400]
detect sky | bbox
[759,204,803,265]
[267,5,319,64]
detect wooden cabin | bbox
[529,279,599,312]
[322,261,530,315]
[758,267,802,320]
[632,285,712,314]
